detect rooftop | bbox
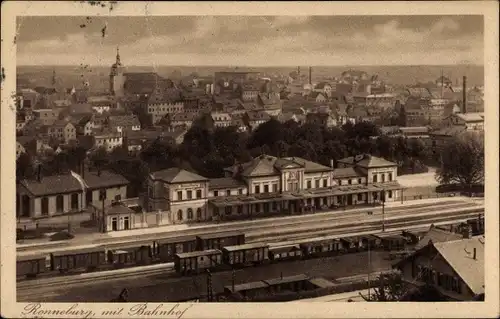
[151,167,208,184]
[338,154,397,168]
[208,177,246,190]
[413,225,463,251]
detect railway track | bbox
[17,208,482,293]
[17,199,475,253]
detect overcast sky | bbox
[16,15,484,66]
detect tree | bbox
[88,146,109,173]
[361,272,405,302]
[436,132,484,189]
[16,152,34,180]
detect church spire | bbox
[116,46,121,65]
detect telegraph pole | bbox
[206,269,213,302]
[232,268,236,293]
[381,191,386,232]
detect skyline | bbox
[17,15,484,67]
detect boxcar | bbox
[17,253,48,278]
[155,235,198,262]
[196,231,245,251]
[106,241,153,267]
[50,246,106,273]
[341,236,363,253]
[299,237,343,257]
[268,244,302,262]
[174,249,223,275]
[222,243,269,267]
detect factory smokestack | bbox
[462,76,467,114]
[309,67,312,85]
[297,66,301,77]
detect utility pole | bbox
[367,239,371,300]
[100,190,106,233]
[232,268,236,293]
[206,269,213,302]
[381,191,386,232]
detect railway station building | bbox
[144,154,404,225]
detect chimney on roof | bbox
[330,159,334,169]
[462,76,467,114]
[462,224,472,239]
[37,164,42,182]
[473,247,477,260]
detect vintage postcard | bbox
[1,1,499,318]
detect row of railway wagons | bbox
[16,230,245,279]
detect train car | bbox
[222,243,269,267]
[299,237,343,257]
[106,240,153,267]
[268,244,302,262]
[50,246,106,273]
[374,234,408,251]
[17,253,49,278]
[196,231,245,251]
[155,235,198,263]
[174,249,223,275]
[340,236,364,253]
[361,235,382,251]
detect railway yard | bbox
[16,197,484,302]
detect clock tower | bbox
[109,47,126,97]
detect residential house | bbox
[16,136,37,159]
[108,114,141,134]
[244,110,271,130]
[257,93,282,117]
[92,127,123,152]
[170,112,197,129]
[308,92,328,103]
[305,112,337,128]
[211,111,233,128]
[32,109,61,126]
[393,235,484,301]
[445,112,484,131]
[71,114,93,136]
[313,82,332,97]
[47,120,77,144]
[147,101,184,125]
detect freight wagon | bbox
[196,231,245,250]
[222,243,270,267]
[17,253,48,278]
[50,246,106,273]
[154,235,198,263]
[268,244,302,262]
[174,249,223,275]
[299,237,343,257]
[106,240,154,268]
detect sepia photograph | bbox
[1,1,499,318]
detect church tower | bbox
[109,47,126,97]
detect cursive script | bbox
[128,303,193,318]
[21,303,96,318]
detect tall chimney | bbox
[309,67,312,85]
[462,76,467,114]
[297,66,301,77]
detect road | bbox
[17,250,393,302]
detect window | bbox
[388,190,392,198]
[358,178,362,184]
[111,217,118,231]
[255,185,260,194]
[187,190,192,200]
[225,206,232,215]
[238,188,243,195]
[237,206,243,214]
[195,189,202,199]
[272,201,278,211]
[357,194,363,201]
[115,194,121,201]
[226,190,231,197]
[187,208,193,220]
[323,179,327,187]
[99,189,107,200]
[315,180,320,188]
[196,208,202,219]
[177,209,183,220]
[381,174,386,183]
[214,190,218,197]
[123,216,130,230]
[388,173,393,181]
[264,185,269,193]
[41,197,49,216]
[348,179,352,185]
[373,174,378,183]
[255,203,260,213]
[307,180,312,189]
[71,193,79,210]
[177,191,183,200]
[56,195,64,213]
[272,184,278,192]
